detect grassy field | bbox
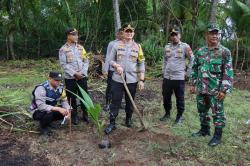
[0,59,249,166]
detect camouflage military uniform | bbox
[191,44,234,128]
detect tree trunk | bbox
[234,34,239,70]
[37,36,41,58]
[209,0,218,24]
[6,37,9,60]
[152,0,157,20]
[164,0,171,39]
[191,0,199,48]
[240,47,246,71]
[113,0,121,32]
[8,32,16,60]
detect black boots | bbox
[82,111,90,124]
[193,126,223,147]
[40,127,53,136]
[208,128,222,147]
[71,111,79,125]
[125,117,132,128]
[104,123,116,135]
[160,113,170,121]
[192,125,211,137]
[175,114,184,124]
[104,118,116,135]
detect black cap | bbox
[65,28,78,35]
[49,71,63,81]
[169,27,180,35]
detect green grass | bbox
[0,59,249,165]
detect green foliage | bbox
[67,84,104,137]
[141,34,164,65]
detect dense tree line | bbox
[0,0,250,70]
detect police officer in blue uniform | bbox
[29,71,70,136]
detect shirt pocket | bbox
[165,48,171,57]
[175,48,184,58]
[209,59,222,74]
[129,53,138,63]
[116,50,125,61]
[66,52,75,63]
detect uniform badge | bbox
[177,48,183,58]
[166,48,171,57]
[117,54,123,61]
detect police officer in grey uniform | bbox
[103,28,123,111]
[160,27,194,124]
[30,71,70,136]
[59,28,89,125]
[104,24,145,134]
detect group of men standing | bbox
[29,23,233,147]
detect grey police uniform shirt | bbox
[163,42,194,80]
[103,39,118,73]
[108,40,145,84]
[59,43,89,79]
[29,85,70,115]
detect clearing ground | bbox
[0,60,249,166]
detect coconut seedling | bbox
[67,84,110,148]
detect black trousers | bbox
[33,110,64,129]
[65,78,88,116]
[109,80,137,123]
[105,70,114,105]
[162,79,185,118]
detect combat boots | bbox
[125,114,133,128]
[82,111,90,124]
[160,113,170,122]
[104,118,116,135]
[71,111,79,125]
[208,128,222,147]
[192,125,211,137]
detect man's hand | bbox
[116,66,123,75]
[138,81,144,91]
[103,72,108,79]
[58,108,69,116]
[74,72,84,80]
[190,85,196,94]
[217,92,226,101]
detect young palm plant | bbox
[67,85,105,138]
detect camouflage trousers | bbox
[196,94,226,128]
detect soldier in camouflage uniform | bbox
[190,24,234,146]
[104,24,145,134]
[59,28,89,125]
